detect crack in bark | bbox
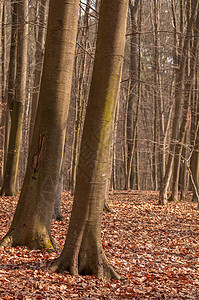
[31,133,46,177]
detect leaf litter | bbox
[0,190,199,299]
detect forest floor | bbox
[0,190,199,299]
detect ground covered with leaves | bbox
[0,191,199,299]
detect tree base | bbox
[0,228,55,251]
[0,188,16,197]
[192,195,199,203]
[50,255,120,279]
[168,195,178,202]
[52,214,65,222]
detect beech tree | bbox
[0,0,79,249]
[125,0,139,190]
[50,0,128,279]
[0,0,28,196]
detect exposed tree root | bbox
[0,234,13,248]
[50,256,120,279]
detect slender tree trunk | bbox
[1,0,28,196]
[152,0,161,191]
[70,0,91,194]
[29,0,49,146]
[125,0,139,190]
[3,2,17,182]
[51,0,128,279]
[53,137,67,221]
[180,133,188,200]
[0,0,79,249]
[0,1,4,185]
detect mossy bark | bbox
[0,0,79,249]
[1,102,24,196]
[51,0,128,279]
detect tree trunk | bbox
[125,0,139,190]
[29,0,49,147]
[0,1,4,185]
[70,0,91,195]
[0,0,79,249]
[180,133,188,200]
[2,2,17,183]
[53,138,67,221]
[51,0,128,279]
[1,0,28,196]
[152,0,161,191]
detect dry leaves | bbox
[0,190,199,299]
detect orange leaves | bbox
[0,191,199,298]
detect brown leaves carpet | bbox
[0,190,199,299]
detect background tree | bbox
[1,0,29,196]
[159,0,199,204]
[124,0,139,190]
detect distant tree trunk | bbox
[0,2,9,186]
[29,0,49,146]
[0,1,4,185]
[191,84,199,202]
[70,0,91,194]
[51,0,128,279]
[125,0,139,190]
[3,2,17,178]
[170,7,199,202]
[151,0,160,191]
[180,133,188,200]
[1,0,29,196]
[192,142,199,202]
[53,138,67,221]
[159,0,199,204]
[0,0,79,249]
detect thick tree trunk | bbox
[0,0,79,249]
[51,0,128,279]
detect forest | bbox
[0,0,199,299]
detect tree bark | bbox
[51,0,128,279]
[70,0,91,194]
[125,0,139,190]
[1,0,28,196]
[0,0,79,249]
[29,0,49,147]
